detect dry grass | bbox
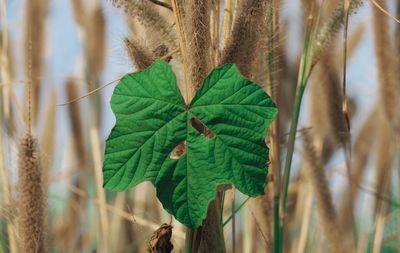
[372,0,400,131]
[301,132,344,253]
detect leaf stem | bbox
[280,23,311,217]
[279,21,313,253]
[274,196,280,253]
[185,228,195,253]
[222,196,250,226]
[220,188,226,225]
[266,2,282,252]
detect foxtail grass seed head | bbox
[311,0,364,66]
[112,0,177,48]
[18,134,46,253]
[220,0,268,77]
[186,0,212,91]
[311,55,348,146]
[124,38,157,70]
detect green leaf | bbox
[103,60,277,228]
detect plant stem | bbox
[231,188,236,253]
[266,2,282,252]
[279,23,313,253]
[185,228,195,253]
[222,197,250,226]
[220,188,226,225]
[281,83,307,205]
[273,197,280,253]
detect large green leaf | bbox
[103,60,277,228]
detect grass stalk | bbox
[265,2,282,252]
[170,0,190,101]
[222,0,234,47]
[89,125,109,252]
[0,119,17,253]
[279,14,318,251]
[0,0,13,139]
[295,187,313,253]
[0,1,17,252]
[280,23,312,215]
[222,197,250,226]
[273,197,280,253]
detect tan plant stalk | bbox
[109,193,126,252]
[220,0,268,77]
[372,208,388,253]
[222,0,235,47]
[339,109,377,232]
[263,3,282,252]
[89,125,109,252]
[24,0,48,125]
[210,1,220,65]
[148,0,173,11]
[171,0,190,102]
[373,118,392,215]
[371,119,392,253]
[371,0,400,131]
[0,115,17,253]
[0,1,17,251]
[302,132,344,253]
[64,78,91,251]
[334,23,365,68]
[86,6,106,80]
[301,0,318,22]
[294,182,313,253]
[18,134,46,253]
[397,3,400,58]
[82,4,107,129]
[254,190,274,252]
[311,0,364,66]
[40,89,57,188]
[66,78,87,167]
[0,33,15,138]
[71,0,85,27]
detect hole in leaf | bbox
[170,141,186,160]
[189,118,215,139]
